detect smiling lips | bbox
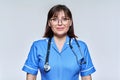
[56,27,64,30]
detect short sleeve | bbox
[22,42,39,75]
[80,43,96,76]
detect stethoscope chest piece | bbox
[44,62,51,72]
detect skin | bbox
[26,73,92,80]
[81,75,92,80]
[48,11,72,38]
[48,11,72,52]
[26,73,36,80]
[26,11,92,80]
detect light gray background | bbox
[0,0,120,80]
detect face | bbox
[48,10,72,37]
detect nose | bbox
[58,19,62,25]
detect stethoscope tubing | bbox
[44,37,86,72]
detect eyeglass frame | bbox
[49,17,71,25]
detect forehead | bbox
[52,10,68,17]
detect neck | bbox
[53,35,67,52]
[54,35,66,43]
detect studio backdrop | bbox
[0,0,119,80]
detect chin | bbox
[55,33,67,37]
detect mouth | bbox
[56,27,64,30]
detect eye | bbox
[51,18,58,21]
[62,17,69,21]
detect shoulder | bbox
[32,38,48,46]
[72,38,88,48]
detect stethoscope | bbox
[44,37,86,72]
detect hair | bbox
[43,4,77,38]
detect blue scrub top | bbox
[22,36,96,80]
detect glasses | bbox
[50,17,70,25]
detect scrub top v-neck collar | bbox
[50,36,70,54]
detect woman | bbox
[22,4,96,80]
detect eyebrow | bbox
[52,12,69,18]
[51,16,69,18]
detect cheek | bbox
[66,26,70,30]
[50,26,56,32]
[65,24,71,31]
[66,21,72,30]
[48,22,55,31]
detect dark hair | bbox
[43,4,77,38]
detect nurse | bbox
[22,4,96,80]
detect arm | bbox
[26,73,37,80]
[81,75,92,80]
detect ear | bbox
[69,20,72,26]
[48,21,51,27]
